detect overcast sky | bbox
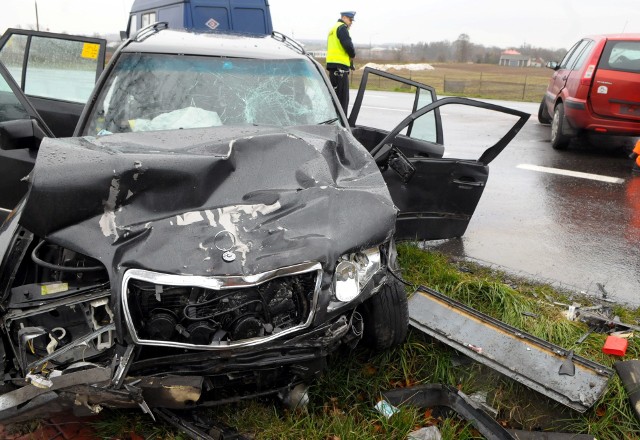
[1,0,638,50]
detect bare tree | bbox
[455,33,471,63]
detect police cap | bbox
[340,11,356,20]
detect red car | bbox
[539,34,640,149]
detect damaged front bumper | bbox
[0,289,365,423]
[0,312,356,423]
[0,229,391,424]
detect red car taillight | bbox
[580,42,604,87]
[580,64,596,86]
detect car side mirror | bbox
[545,61,559,70]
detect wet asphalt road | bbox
[352,90,640,306]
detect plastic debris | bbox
[564,305,577,320]
[468,391,498,418]
[614,360,640,423]
[407,426,442,440]
[374,399,399,419]
[602,335,628,356]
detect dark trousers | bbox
[329,68,350,115]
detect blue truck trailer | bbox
[127,0,273,35]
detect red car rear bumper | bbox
[564,98,640,135]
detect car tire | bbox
[538,98,551,124]
[360,277,409,351]
[551,103,571,150]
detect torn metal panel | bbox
[0,366,111,415]
[408,287,614,413]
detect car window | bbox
[571,40,595,70]
[412,88,437,142]
[349,68,439,143]
[128,15,138,34]
[559,41,582,69]
[24,36,102,103]
[0,34,28,87]
[599,40,640,73]
[0,73,30,123]
[84,53,341,135]
[141,12,157,27]
[561,40,590,70]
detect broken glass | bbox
[84,54,339,135]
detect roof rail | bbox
[133,21,169,43]
[271,31,306,55]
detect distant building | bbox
[499,49,532,67]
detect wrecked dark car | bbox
[0,24,528,422]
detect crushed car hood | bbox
[20,125,397,276]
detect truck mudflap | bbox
[408,286,614,413]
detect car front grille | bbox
[122,263,321,349]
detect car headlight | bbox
[333,246,381,302]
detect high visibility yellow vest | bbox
[327,22,350,66]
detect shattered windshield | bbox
[84,53,340,135]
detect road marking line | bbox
[361,105,408,112]
[517,164,625,184]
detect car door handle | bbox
[452,178,484,187]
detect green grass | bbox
[21,244,639,439]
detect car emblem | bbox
[214,230,237,263]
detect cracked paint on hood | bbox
[20,125,397,277]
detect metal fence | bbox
[348,70,547,102]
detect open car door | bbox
[0,61,53,222]
[0,29,106,137]
[348,67,529,241]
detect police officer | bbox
[327,11,356,114]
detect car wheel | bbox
[538,98,551,124]
[551,103,570,150]
[360,277,409,351]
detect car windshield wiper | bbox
[317,117,339,125]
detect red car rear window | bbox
[598,40,640,74]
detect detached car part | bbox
[383,384,515,440]
[408,286,614,412]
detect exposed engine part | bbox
[125,270,317,347]
[187,321,218,345]
[45,327,67,354]
[146,311,178,340]
[89,298,115,350]
[232,316,263,340]
[31,240,105,273]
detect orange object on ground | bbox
[603,335,628,356]
[634,140,640,167]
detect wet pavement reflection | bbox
[354,92,640,306]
